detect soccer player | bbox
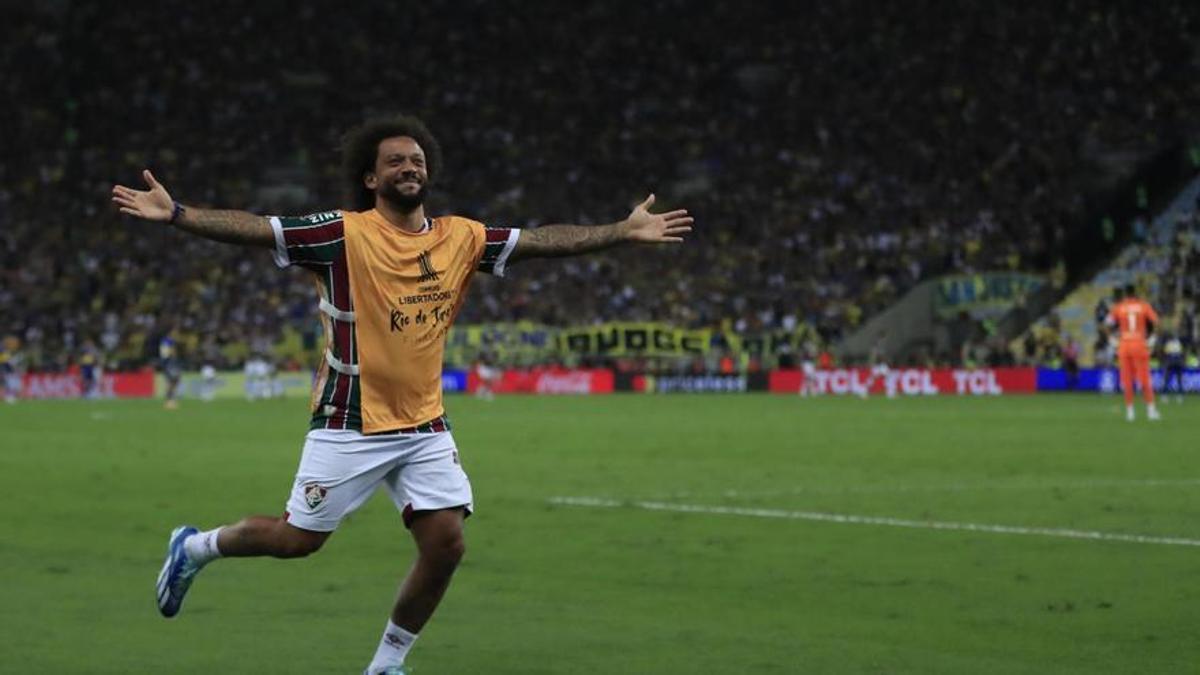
[865,331,891,399]
[0,335,22,404]
[1163,332,1185,404]
[112,114,692,675]
[265,357,280,398]
[1107,284,1160,421]
[159,330,183,410]
[473,354,502,401]
[79,338,102,399]
[199,362,218,402]
[244,352,270,400]
[797,347,820,397]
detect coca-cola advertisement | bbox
[465,368,614,394]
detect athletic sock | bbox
[183,527,224,565]
[367,620,418,673]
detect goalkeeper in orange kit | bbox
[1107,284,1160,421]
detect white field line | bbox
[654,477,1200,501]
[549,496,1200,548]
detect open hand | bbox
[112,170,175,222]
[623,194,693,243]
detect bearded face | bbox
[377,175,427,210]
[367,136,430,212]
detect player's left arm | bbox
[1142,302,1158,351]
[507,194,692,264]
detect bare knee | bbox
[420,529,465,573]
[413,513,466,572]
[279,526,327,558]
[258,519,327,559]
[438,532,466,568]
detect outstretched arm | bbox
[111,170,274,248]
[508,194,693,263]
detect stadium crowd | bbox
[4,0,1200,371]
[1013,185,1200,371]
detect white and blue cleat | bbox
[156,525,201,618]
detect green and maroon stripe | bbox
[325,242,356,429]
[290,218,358,431]
[308,376,363,432]
[282,218,344,270]
[478,227,514,274]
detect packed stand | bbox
[4,0,1200,371]
[1016,178,1200,370]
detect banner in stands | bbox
[445,322,820,368]
[722,327,820,361]
[933,273,1044,319]
[445,322,557,366]
[446,322,713,363]
[769,367,1038,396]
[19,369,156,399]
[1037,368,1200,393]
[557,324,711,357]
[466,368,614,394]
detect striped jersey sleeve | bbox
[476,226,520,276]
[269,210,345,270]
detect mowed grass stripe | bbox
[2,394,1199,674]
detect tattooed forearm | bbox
[172,207,275,248]
[509,222,629,262]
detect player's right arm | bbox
[111,170,273,248]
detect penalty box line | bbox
[549,496,1200,548]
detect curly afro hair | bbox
[341,114,443,211]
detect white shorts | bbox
[284,428,473,532]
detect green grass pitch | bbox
[2,393,1198,674]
